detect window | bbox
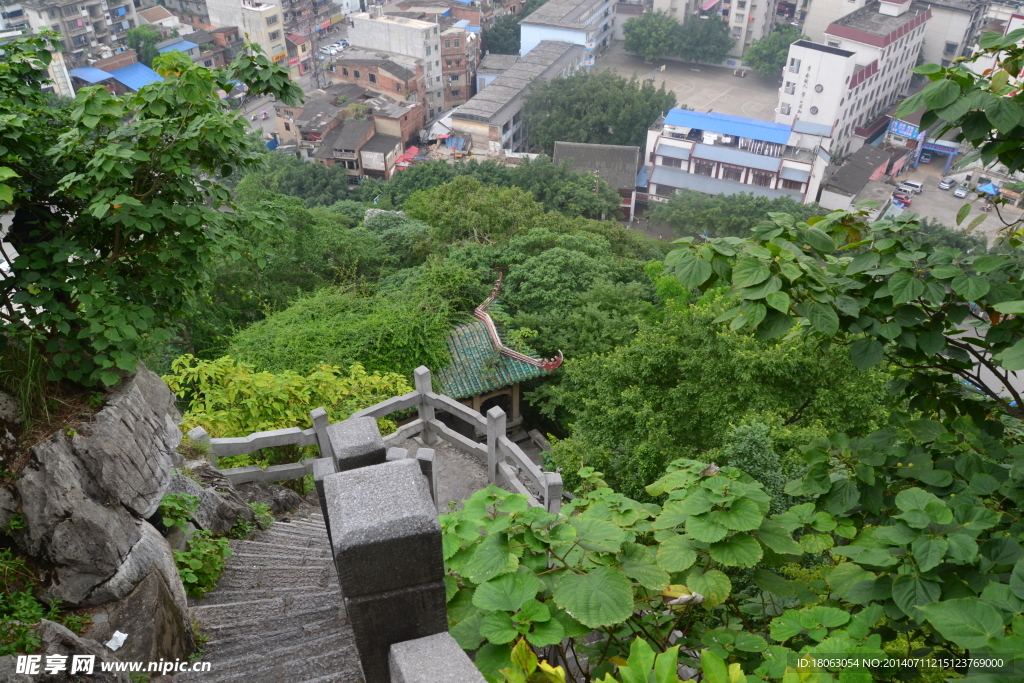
[451,89,459,96]
[941,59,951,67]
[369,73,377,83]
[694,159,715,176]
[789,57,800,73]
[732,26,742,37]
[426,45,431,55]
[284,122,291,131]
[342,67,348,75]
[944,41,957,54]
[447,60,452,67]
[433,26,438,33]
[750,171,772,187]
[436,76,441,82]
[266,13,278,24]
[781,178,803,190]
[449,74,459,81]
[455,59,461,66]
[654,184,673,197]
[396,83,401,92]
[353,70,360,78]
[662,157,683,168]
[429,108,435,117]
[784,81,795,95]
[780,102,791,115]
[734,13,744,22]
[827,40,840,47]
[722,164,743,181]
[269,30,280,40]
[445,39,450,48]
[204,59,213,66]
[454,38,460,47]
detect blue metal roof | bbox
[792,120,832,136]
[69,66,112,83]
[453,18,470,27]
[636,164,650,188]
[158,40,199,53]
[691,143,781,172]
[656,142,690,160]
[108,63,163,91]
[780,166,810,182]
[663,108,792,145]
[649,164,801,200]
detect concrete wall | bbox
[923,4,979,67]
[802,0,869,42]
[519,24,586,57]
[776,43,856,130]
[349,13,437,59]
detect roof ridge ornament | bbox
[473,274,564,371]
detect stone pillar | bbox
[312,458,337,549]
[326,417,386,471]
[323,459,447,683]
[389,632,486,683]
[414,366,439,446]
[310,407,337,469]
[485,406,505,486]
[416,448,435,504]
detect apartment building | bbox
[348,10,446,116]
[804,0,978,67]
[451,40,585,153]
[642,108,832,204]
[440,20,478,109]
[332,49,425,100]
[1,2,30,29]
[206,0,285,64]
[724,0,781,57]
[161,0,210,27]
[777,2,930,157]
[518,0,614,65]
[19,0,140,67]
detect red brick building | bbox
[440,23,479,110]
[330,57,425,104]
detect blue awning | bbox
[636,165,650,188]
[69,66,112,83]
[978,182,999,195]
[656,142,691,160]
[664,108,792,145]
[691,143,781,172]
[649,164,801,200]
[780,166,810,182]
[108,62,163,91]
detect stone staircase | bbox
[175,512,364,683]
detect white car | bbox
[954,184,969,198]
[320,46,339,56]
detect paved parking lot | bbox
[595,41,782,121]
[894,164,1023,246]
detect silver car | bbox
[954,184,969,198]
[939,178,956,190]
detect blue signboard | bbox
[889,119,919,138]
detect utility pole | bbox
[297,8,329,90]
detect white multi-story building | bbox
[724,0,781,57]
[804,0,981,68]
[777,1,930,157]
[517,0,615,65]
[1,3,29,30]
[348,11,445,118]
[18,0,141,67]
[207,0,285,65]
[642,108,833,204]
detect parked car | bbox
[320,45,339,55]
[338,39,350,48]
[919,151,933,163]
[892,192,913,205]
[897,180,924,194]
[939,177,956,190]
[954,184,969,198]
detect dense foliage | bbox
[0,35,301,386]
[623,11,680,63]
[648,190,824,239]
[125,24,162,67]
[623,13,735,65]
[522,70,677,155]
[482,0,549,55]
[742,26,803,78]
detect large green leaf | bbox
[473,572,542,612]
[753,569,801,598]
[756,519,803,555]
[657,535,698,572]
[474,643,513,676]
[480,611,518,644]
[686,514,729,543]
[709,534,763,567]
[552,567,634,628]
[850,337,884,370]
[801,227,836,253]
[686,569,732,608]
[465,532,518,584]
[892,575,941,619]
[846,251,879,275]
[799,533,834,553]
[911,536,948,572]
[717,498,763,531]
[945,533,979,564]
[951,275,991,300]
[995,339,1024,371]
[889,272,925,304]
[676,256,713,288]
[919,598,1005,649]
[449,611,485,650]
[525,615,564,647]
[802,302,839,336]
[570,517,626,553]
[1011,557,1024,600]
[732,258,771,288]
[921,79,960,109]
[985,96,1022,133]
[621,543,671,590]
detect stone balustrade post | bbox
[310,407,337,471]
[416,448,436,504]
[388,632,486,683]
[485,406,505,486]
[323,459,447,683]
[414,366,439,446]
[544,471,563,514]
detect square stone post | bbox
[416,448,435,504]
[326,417,386,471]
[485,406,505,486]
[310,407,337,471]
[312,458,337,550]
[389,632,486,683]
[323,459,447,683]
[544,471,563,514]
[414,366,439,446]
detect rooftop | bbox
[361,134,403,153]
[313,119,376,158]
[157,40,199,54]
[825,1,932,48]
[68,62,163,91]
[453,41,583,124]
[351,12,437,29]
[650,164,802,200]
[478,53,519,73]
[824,145,891,195]
[334,54,418,82]
[790,39,854,58]
[520,0,610,29]
[552,141,640,190]
[663,109,793,145]
[436,320,556,399]
[138,6,174,22]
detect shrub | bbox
[174,531,232,598]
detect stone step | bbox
[269,522,328,537]
[226,551,333,569]
[195,585,338,606]
[215,563,332,591]
[201,615,344,659]
[198,603,346,641]
[253,528,330,545]
[229,539,333,558]
[177,631,355,682]
[192,590,342,627]
[294,669,366,683]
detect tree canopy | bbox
[648,190,824,239]
[522,70,677,154]
[676,17,734,65]
[482,0,549,55]
[125,24,163,67]
[742,24,802,78]
[623,11,680,63]
[0,35,301,386]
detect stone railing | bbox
[187,366,563,513]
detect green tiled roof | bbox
[436,320,554,399]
